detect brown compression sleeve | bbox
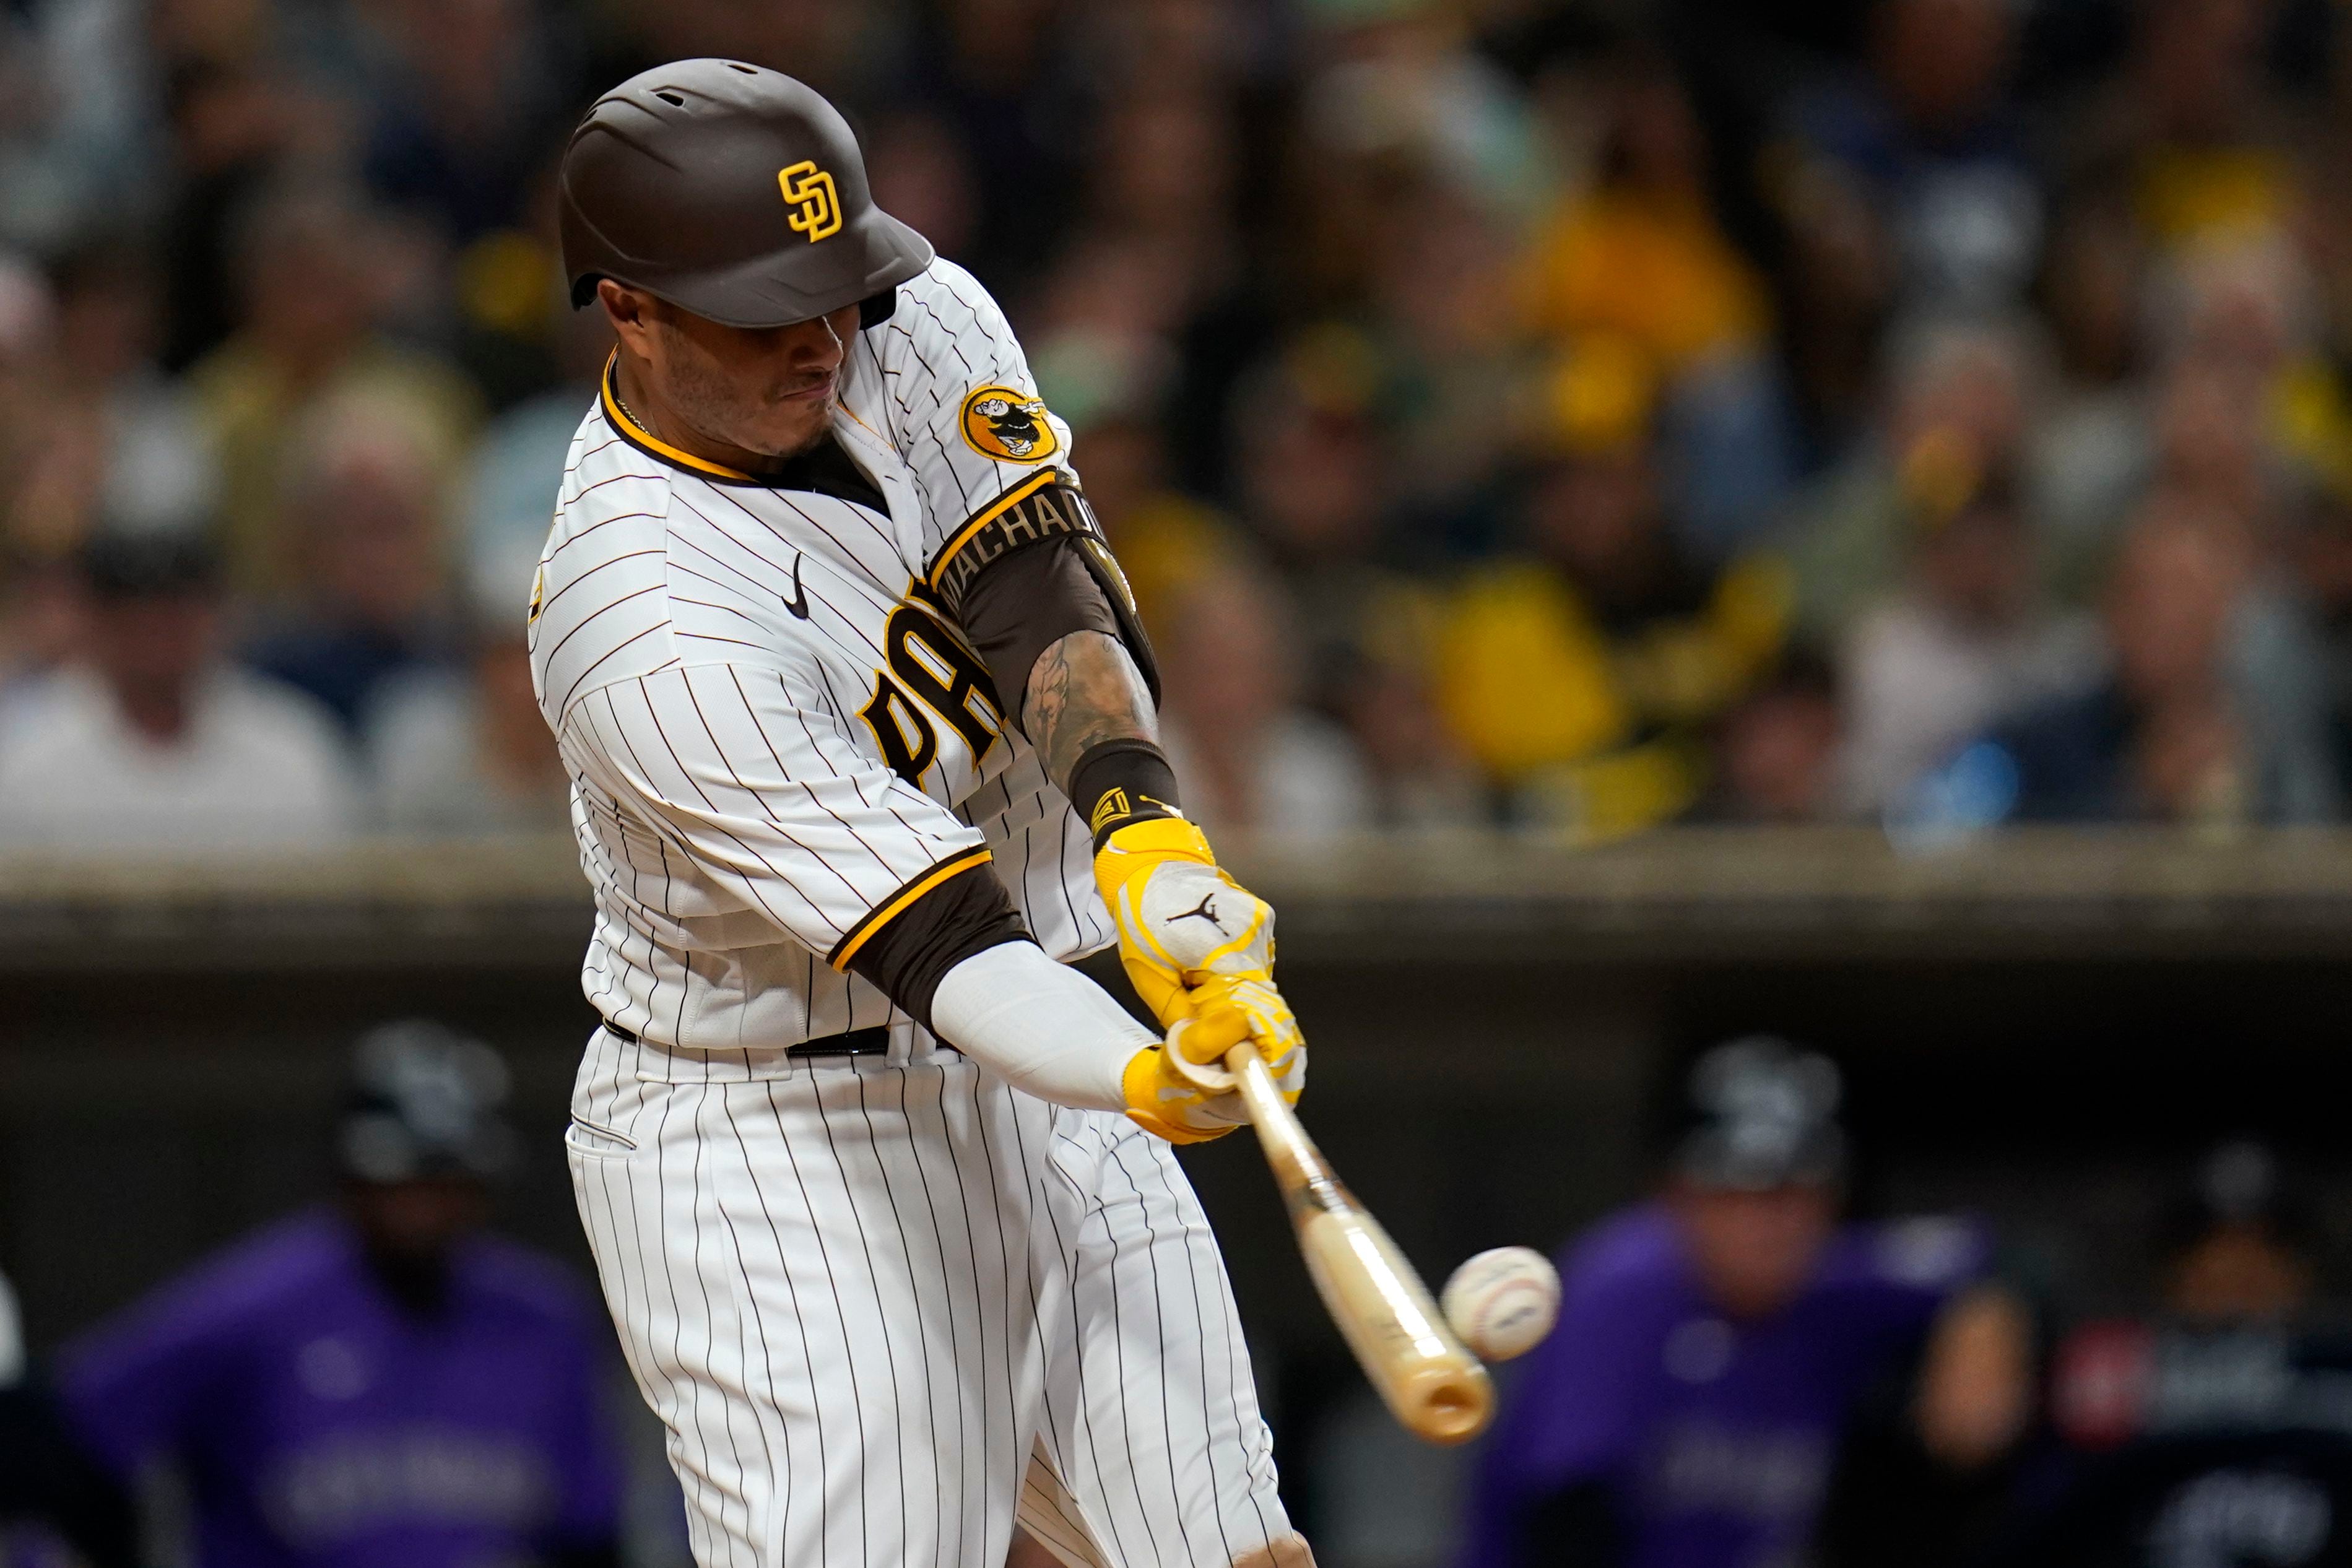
[839,852,1033,1031]
[927,474,1161,722]
[957,536,1119,739]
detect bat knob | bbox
[1163,1016,1241,1093]
[1397,1361,1495,1446]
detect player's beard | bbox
[661,324,840,462]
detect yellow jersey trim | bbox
[601,352,758,482]
[827,844,995,972]
[925,469,1062,593]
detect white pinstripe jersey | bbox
[528,260,1113,1051]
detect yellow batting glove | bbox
[1190,975,1307,1107]
[1122,1002,1252,1144]
[1093,818,1278,1029]
[1121,978,1310,1143]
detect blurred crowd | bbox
[8,0,2352,845]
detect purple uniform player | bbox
[58,1023,625,1568]
[1462,1039,1987,1568]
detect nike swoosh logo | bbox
[784,553,810,620]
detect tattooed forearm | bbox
[1025,630,1158,794]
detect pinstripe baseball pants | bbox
[566,1025,1295,1568]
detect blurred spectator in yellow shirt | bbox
[1434,348,1792,838]
[1521,52,1769,379]
[186,179,480,602]
[2116,0,2301,253]
[1519,51,1797,560]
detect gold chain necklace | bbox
[612,382,648,432]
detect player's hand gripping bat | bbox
[1214,1036,1495,1445]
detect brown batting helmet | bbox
[558,60,933,330]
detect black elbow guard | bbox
[833,849,1033,1031]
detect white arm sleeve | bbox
[931,941,1153,1111]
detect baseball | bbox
[1441,1247,1561,1362]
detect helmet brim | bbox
[572,206,934,331]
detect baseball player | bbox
[1461,1038,1990,1568]
[58,1023,625,1568]
[533,61,1313,1568]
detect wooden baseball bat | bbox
[1223,1041,1495,1445]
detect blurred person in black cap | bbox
[56,1021,625,1568]
[1462,1036,2001,1568]
[0,528,360,851]
[2161,1138,2316,1327]
[2014,1139,2352,1567]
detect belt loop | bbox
[911,1021,965,1070]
